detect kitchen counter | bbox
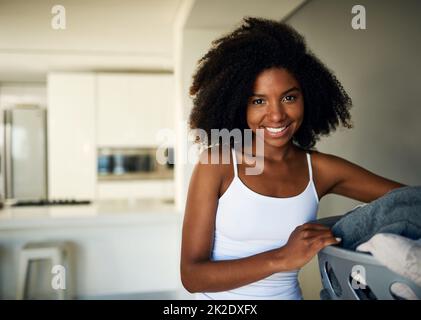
[0,198,183,298]
[0,198,180,230]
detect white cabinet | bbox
[47,73,96,200]
[47,72,174,201]
[97,73,174,147]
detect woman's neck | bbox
[243,137,297,163]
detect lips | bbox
[265,126,288,133]
[261,123,291,138]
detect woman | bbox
[180,17,405,300]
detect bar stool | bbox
[16,241,73,300]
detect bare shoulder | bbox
[194,144,233,186]
[309,149,405,202]
[310,149,371,177]
[307,149,353,197]
[195,145,222,178]
[309,149,349,169]
[184,146,226,222]
[196,144,232,168]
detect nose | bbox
[267,102,287,122]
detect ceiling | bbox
[0,0,182,82]
[0,0,306,82]
[186,0,306,29]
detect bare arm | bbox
[180,149,338,293]
[317,152,406,202]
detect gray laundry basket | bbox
[315,215,421,300]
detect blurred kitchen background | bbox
[0,0,420,300]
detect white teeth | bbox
[265,126,287,133]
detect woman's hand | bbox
[280,223,341,270]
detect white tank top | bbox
[196,148,319,300]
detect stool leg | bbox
[16,253,29,300]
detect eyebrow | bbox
[252,87,301,97]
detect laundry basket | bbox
[315,215,421,300]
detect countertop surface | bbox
[0,199,180,230]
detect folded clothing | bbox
[357,233,421,286]
[357,233,421,300]
[331,186,421,251]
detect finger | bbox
[308,235,341,248]
[300,223,330,231]
[302,229,334,239]
[322,237,342,248]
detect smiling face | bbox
[246,67,304,149]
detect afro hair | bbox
[189,17,353,150]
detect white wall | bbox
[286,0,421,299]
[0,85,47,108]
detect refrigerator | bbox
[1,105,47,202]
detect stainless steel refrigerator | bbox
[1,105,47,202]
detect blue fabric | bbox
[332,186,421,251]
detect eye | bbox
[251,98,265,105]
[282,95,297,103]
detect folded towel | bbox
[332,186,421,251]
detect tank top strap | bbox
[231,148,238,177]
[306,153,313,180]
